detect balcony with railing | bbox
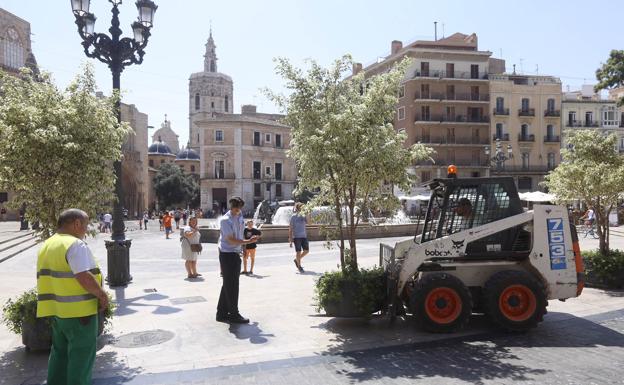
[412,70,489,80]
[566,120,599,128]
[414,114,490,124]
[518,134,535,142]
[544,109,561,117]
[490,165,552,173]
[518,108,535,117]
[414,92,490,102]
[418,136,489,145]
[493,108,510,116]
[492,133,510,141]
[415,158,489,167]
[201,172,236,180]
[544,135,560,143]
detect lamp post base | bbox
[105,239,133,287]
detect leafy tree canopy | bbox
[153,163,198,209]
[266,54,433,269]
[595,49,624,106]
[0,66,131,238]
[544,129,624,254]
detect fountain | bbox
[199,204,421,243]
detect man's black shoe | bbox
[229,314,250,324]
[216,313,229,322]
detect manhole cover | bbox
[113,330,174,348]
[170,296,207,305]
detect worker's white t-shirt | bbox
[103,213,112,223]
[66,240,97,274]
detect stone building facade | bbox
[355,33,505,189]
[0,8,38,220]
[196,109,296,214]
[188,30,233,152]
[562,86,624,153]
[489,74,562,191]
[120,103,149,217]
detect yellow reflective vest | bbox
[36,233,102,318]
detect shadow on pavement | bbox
[297,270,322,276]
[228,321,275,344]
[113,288,181,316]
[0,341,139,385]
[317,311,624,384]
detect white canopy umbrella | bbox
[518,191,556,203]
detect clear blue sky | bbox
[2,0,621,146]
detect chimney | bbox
[352,62,363,75]
[391,40,403,55]
[241,105,257,115]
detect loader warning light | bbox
[447,165,457,178]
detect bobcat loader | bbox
[380,167,584,332]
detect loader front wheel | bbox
[410,273,472,333]
[484,270,547,332]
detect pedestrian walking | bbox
[182,210,188,226]
[103,212,112,233]
[163,211,173,239]
[174,209,181,229]
[242,220,261,275]
[289,202,309,273]
[142,211,149,230]
[158,211,164,231]
[36,209,108,385]
[216,196,257,324]
[181,217,202,278]
[0,205,6,221]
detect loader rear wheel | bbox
[484,270,547,332]
[410,273,472,333]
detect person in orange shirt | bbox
[163,211,174,239]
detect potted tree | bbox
[267,55,433,316]
[2,288,115,351]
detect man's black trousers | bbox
[217,251,241,316]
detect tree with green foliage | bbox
[544,130,624,254]
[266,55,433,270]
[0,66,131,239]
[153,163,199,209]
[595,50,624,105]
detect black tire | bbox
[409,273,473,333]
[483,270,547,332]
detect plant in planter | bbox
[315,265,386,317]
[2,288,115,351]
[583,249,624,289]
[267,55,433,317]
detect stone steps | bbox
[0,232,40,263]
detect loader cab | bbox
[419,176,526,254]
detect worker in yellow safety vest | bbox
[36,208,109,385]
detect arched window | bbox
[225,95,229,112]
[3,28,24,69]
[195,93,200,110]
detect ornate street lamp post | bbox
[71,0,157,286]
[485,139,513,172]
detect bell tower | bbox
[204,28,217,73]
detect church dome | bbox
[148,137,173,155]
[176,147,200,161]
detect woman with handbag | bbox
[181,217,203,278]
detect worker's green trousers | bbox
[47,315,97,385]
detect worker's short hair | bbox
[58,209,88,228]
[229,196,245,209]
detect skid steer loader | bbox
[380,167,584,332]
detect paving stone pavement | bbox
[2,221,624,385]
[84,309,624,385]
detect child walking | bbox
[242,220,261,275]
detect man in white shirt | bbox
[103,213,112,233]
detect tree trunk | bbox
[349,200,357,270]
[333,194,345,270]
[596,203,609,255]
